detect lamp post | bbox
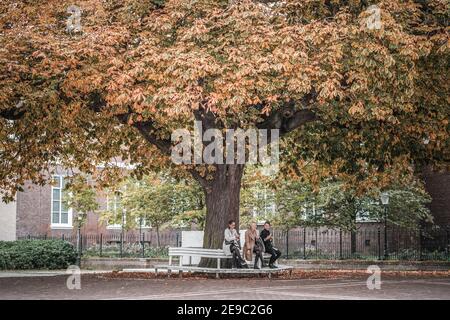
[76,215,83,267]
[380,192,390,260]
[120,208,125,258]
[115,190,124,258]
[139,216,144,258]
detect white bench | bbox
[154,247,291,279]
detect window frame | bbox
[106,193,124,230]
[50,175,73,229]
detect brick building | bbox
[15,176,113,238]
[4,166,150,240]
[423,167,450,226]
[0,168,449,241]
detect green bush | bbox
[392,249,450,261]
[0,240,77,270]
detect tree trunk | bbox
[196,164,244,268]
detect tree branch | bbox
[83,92,214,186]
[132,120,172,155]
[0,108,26,120]
[256,91,319,135]
[82,92,173,156]
[0,99,27,121]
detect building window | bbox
[106,193,124,229]
[51,175,72,229]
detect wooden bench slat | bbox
[153,264,293,273]
[146,247,293,279]
[168,247,272,258]
[167,247,274,273]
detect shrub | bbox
[0,240,77,270]
[393,249,450,261]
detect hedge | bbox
[0,240,77,270]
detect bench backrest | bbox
[169,247,230,258]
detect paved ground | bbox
[0,273,449,300]
[0,270,111,278]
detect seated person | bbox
[260,221,281,269]
[223,219,248,268]
[243,222,266,269]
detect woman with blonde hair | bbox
[243,222,266,269]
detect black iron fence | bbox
[18,231,180,258]
[272,225,450,261]
[17,225,450,261]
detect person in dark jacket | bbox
[260,221,281,268]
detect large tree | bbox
[0,0,448,265]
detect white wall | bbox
[181,230,245,265]
[0,197,16,241]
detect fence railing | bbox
[17,225,450,260]
[18,231,181,258]
[272,226,450,261]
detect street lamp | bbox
[76,215,83,266]
[380,192,389,206]
[380,192,389,259]
[139,216,144,258]
[114,190,125,258]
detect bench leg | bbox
[155,268,158,277]
[216,258,221,279]
[268,272,272,280]
[179,270,183,279]
[167,269,171,278]
[289,269,293,278]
